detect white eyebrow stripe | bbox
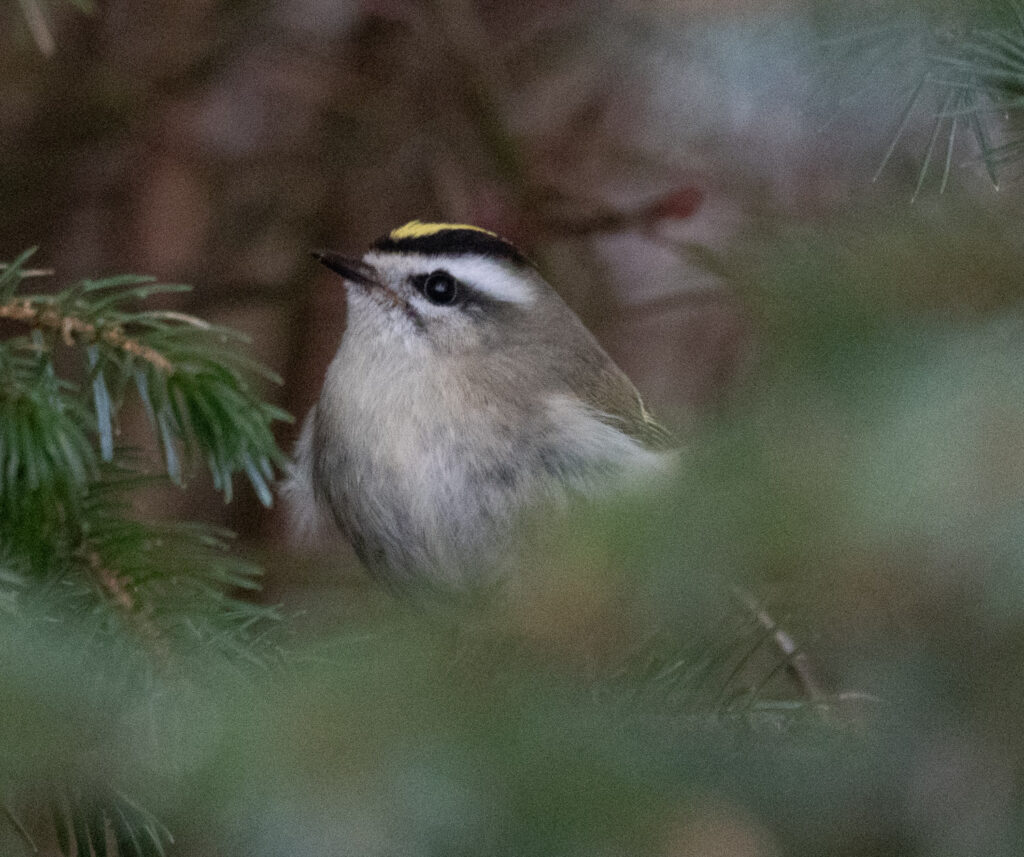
[441,256,535,305]
[364,252,535,305]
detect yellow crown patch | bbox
[388,220,498,241]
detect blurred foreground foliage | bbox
[6,197,1024,856]
[7,1,1024,854]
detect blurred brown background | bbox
[0,0,921,556]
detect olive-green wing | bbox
[571,359,677,452]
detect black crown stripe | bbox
[371,228,528,265]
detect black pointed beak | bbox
[311,250,377,286]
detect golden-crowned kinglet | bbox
[285,221,674,587]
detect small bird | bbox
[285,221,674,587]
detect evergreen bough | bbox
[0,250,289,856]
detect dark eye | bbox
[421,270,459,305]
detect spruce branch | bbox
[0,298,174,372]
[66,473,282,665]
[82,546,171,661]
[0,349,97,547]
[0,251,291,505]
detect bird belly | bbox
[309,357,671,586]
[312,387,527,585]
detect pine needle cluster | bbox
[821,0,1024,195]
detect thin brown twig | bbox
[86,551,170,659]
[0,265,54,278]
[0,299,174,373]
[534,187,704,239]
[89,551,136,612]
[623,289,732,318]
[731,585,826,703]
[16,0,55,56]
